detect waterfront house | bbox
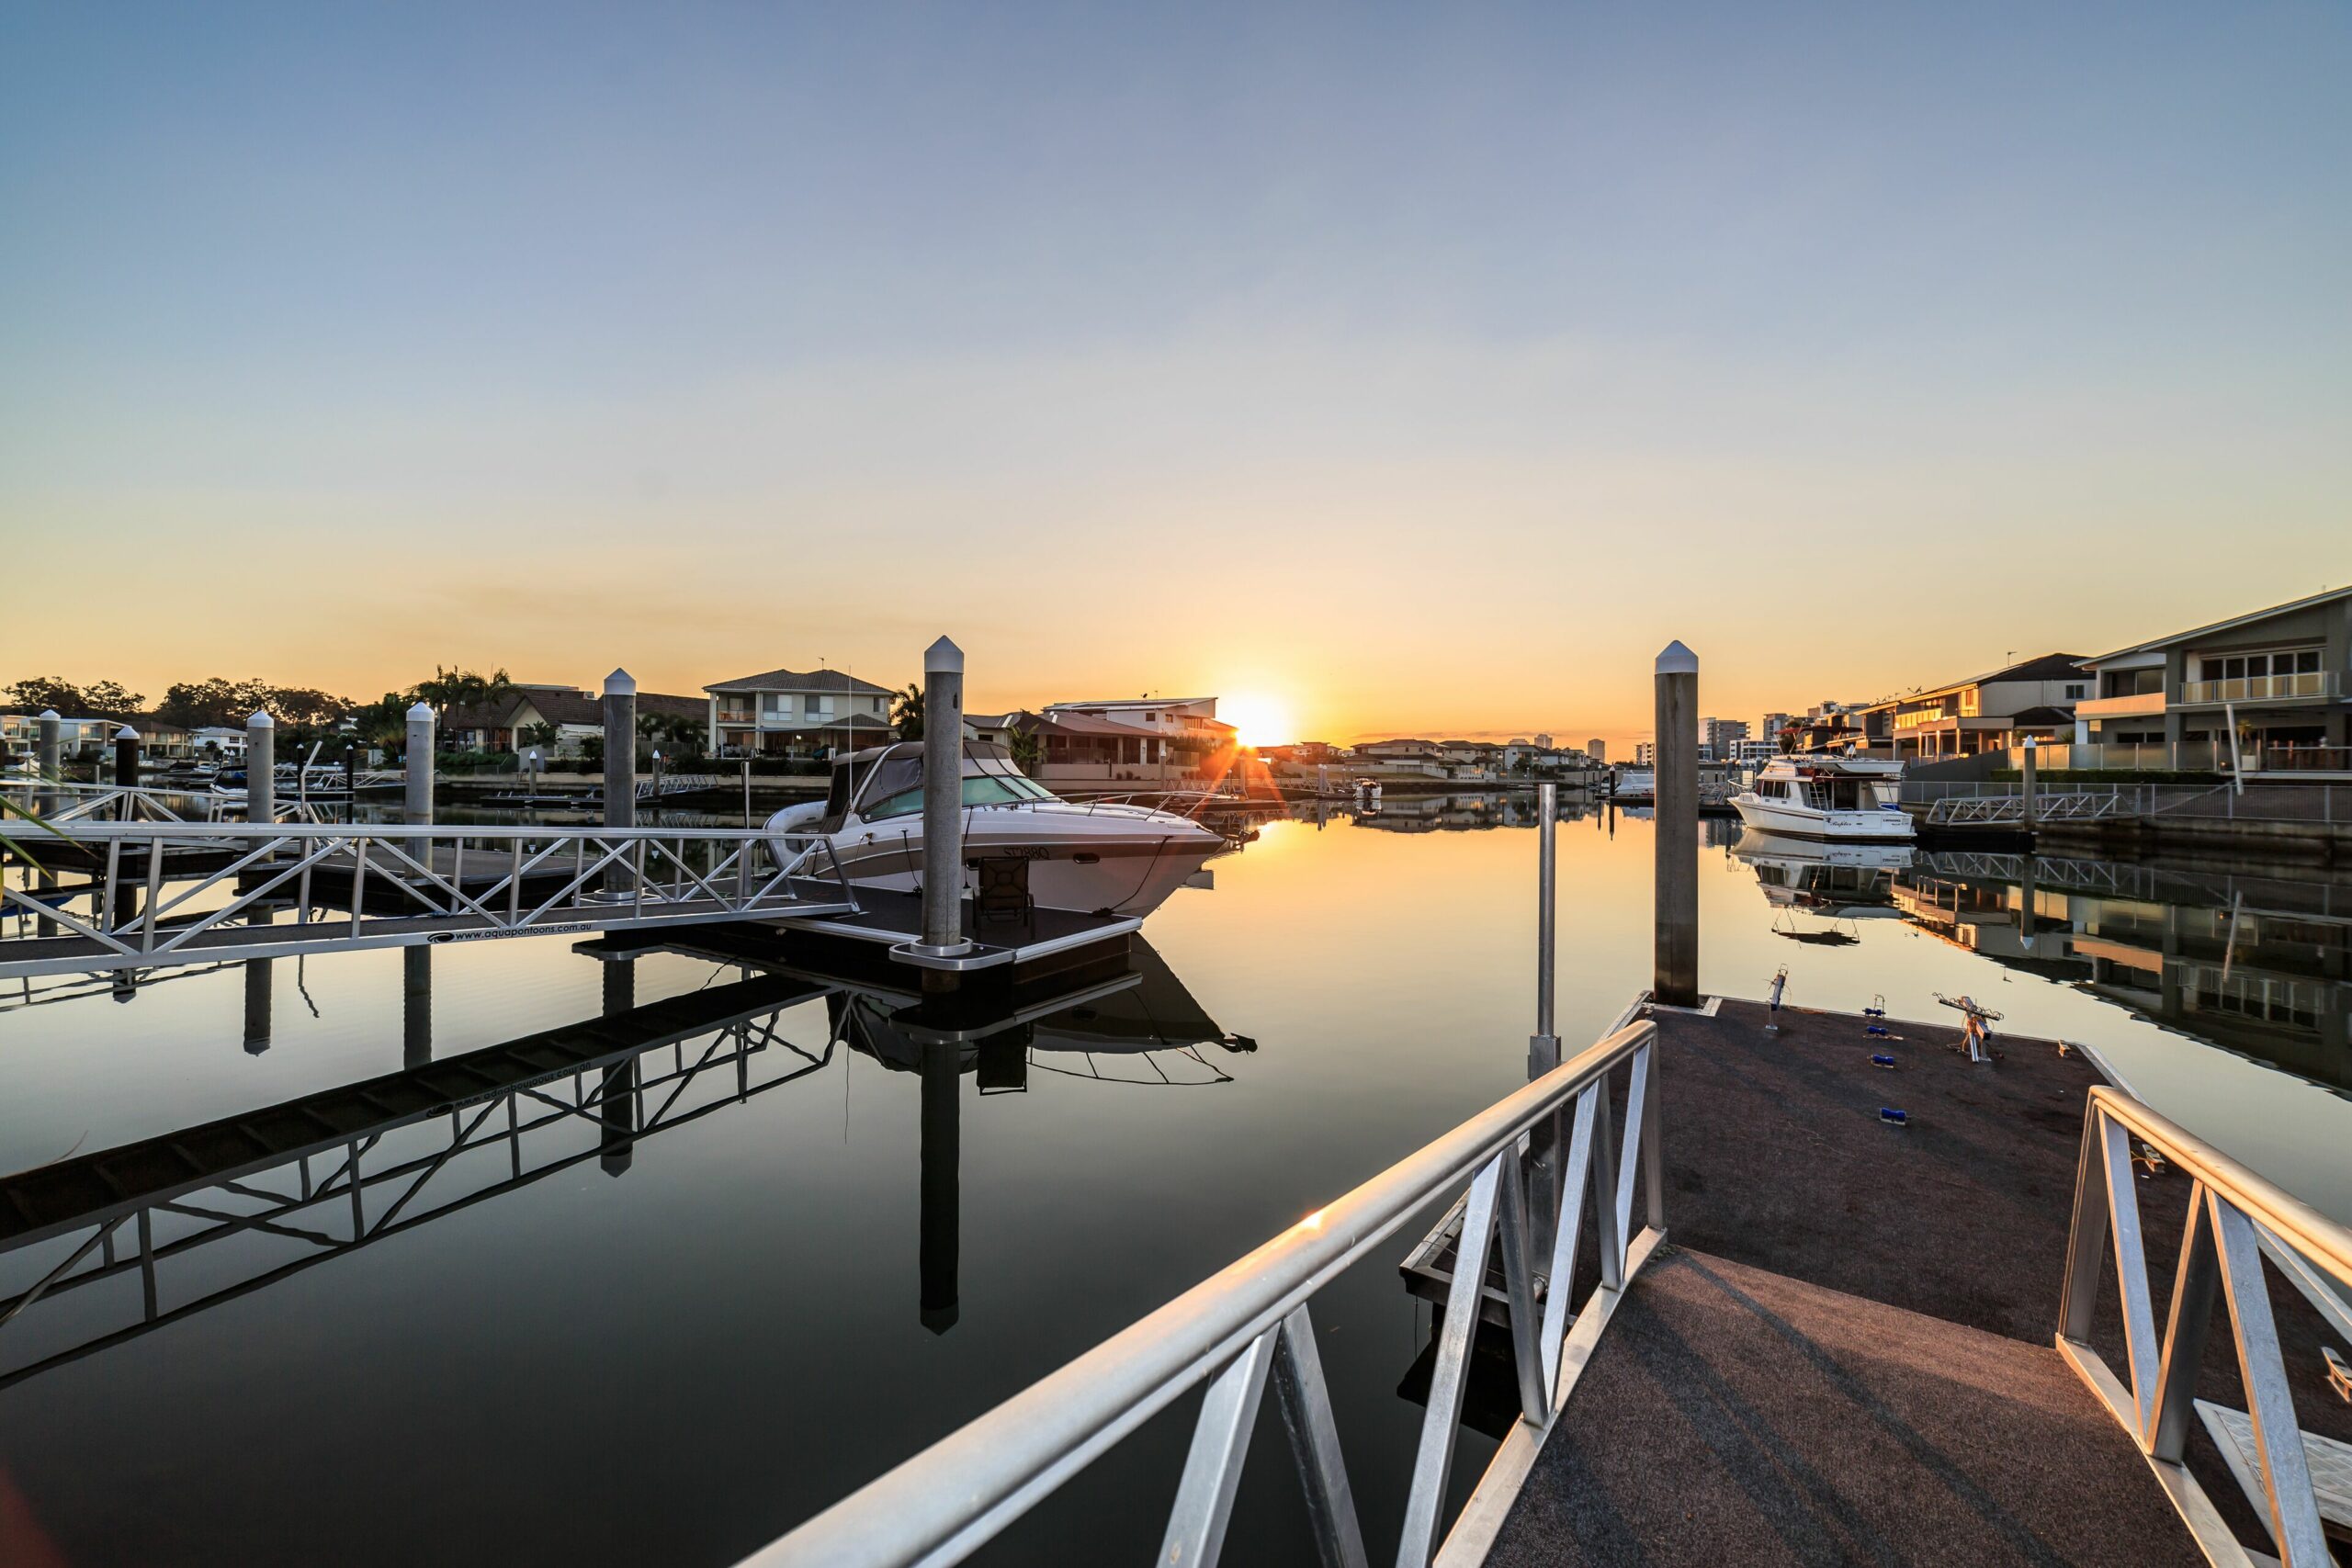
[963,711,1022,748]
[1353,739,1448,779]
[441,684,707,756]
[1013,697,1238,786]
[2076,586,2352,772]
[2,713,134,761]
[1790,701,1879,756]
[1861,653,2090,761]
[703,667,897,758]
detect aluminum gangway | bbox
[0,970,835,1390]
[0,820,859,977]
[1923,790,2131,827]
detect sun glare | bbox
[1221,693,1295,749]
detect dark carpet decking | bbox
[1485,1249,2203,1568]
[1643,998,2106,1341]
[1478,997,2348,1564]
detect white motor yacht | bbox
[768,742,1227,918]
[1611,765,1657,804]
[1731,756,1913,842]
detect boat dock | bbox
[1461,995,2347,1565]
[736,645,2352,1568]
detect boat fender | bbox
[1871,1054,1895,1069]
[1879,1107,1909,1127]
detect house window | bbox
[2064,683,2085,700]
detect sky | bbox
[3,1,2347,748]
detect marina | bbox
[6,649,2351,1566]
[6,9,2348,1562]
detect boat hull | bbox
[824,833,1216,918]
[774,807,1226,919]
[1730,795,1915,843]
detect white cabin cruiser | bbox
[767,742,1227,919]
[1731,756,1912,842]
[1611,765,1657,804]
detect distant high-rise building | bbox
[1634,740,1656,766]
[1533,733,1553,749]
[1761,712,1794,750]
[1700,716,1750,754]
[1586,739,1605,764]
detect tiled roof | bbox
[705,667,894,696]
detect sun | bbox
[1221,693,1295,749]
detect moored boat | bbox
[1730,756,1913,842]
[1610,765,1657,804]
[767,742,1227,918]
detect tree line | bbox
[4,665,520,745]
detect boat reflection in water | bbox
[0,930,1256,1388]
[1336,791,1598,834]
[1731,834,2352,1093]
[822,936,1257,1332]
[1731,829,1912,946]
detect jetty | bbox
[0,649,1138,989]
[737,644,2352,1568]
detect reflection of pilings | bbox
[243,909,276,1055]
[603,954,637,1017]
[599,1056,640,1178]
[600,956,639,1177]
[243,959,274,1054]
[919,1040,961,1334]
[403,945,432,1070]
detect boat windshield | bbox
[856,756,1056,820]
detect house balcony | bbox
[2074,691,2166,721]
[2178,671,2340,706]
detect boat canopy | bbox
[821,741,1057,828]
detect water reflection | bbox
[1731,828,2352,1092]
[0,926,1255,1390]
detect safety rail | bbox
[1923,791,2129,826]
[2,780,356,826]
[0,822,857,976]
[740,1016,1665,1568]
[2059,1086,2352,1567]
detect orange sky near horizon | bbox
[7,562,2343,752]
[6,8,2347,752]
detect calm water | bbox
[3,798,2347,1565]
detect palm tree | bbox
[891,682,924,740]
[1007,728,1042,776]
[413,665,514,716]
[518,721,560,752]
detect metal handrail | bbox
[742,1016,1665,1568]
[0,822,858,975]
[2058,1085,2352,1566]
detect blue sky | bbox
[4,2,2346,740]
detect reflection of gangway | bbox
[0,821,858,977]
[1917,851,2144,897]
[1923,792,2129,827]
[0,972,831,1390]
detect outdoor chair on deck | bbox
[972,855,1034,927]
